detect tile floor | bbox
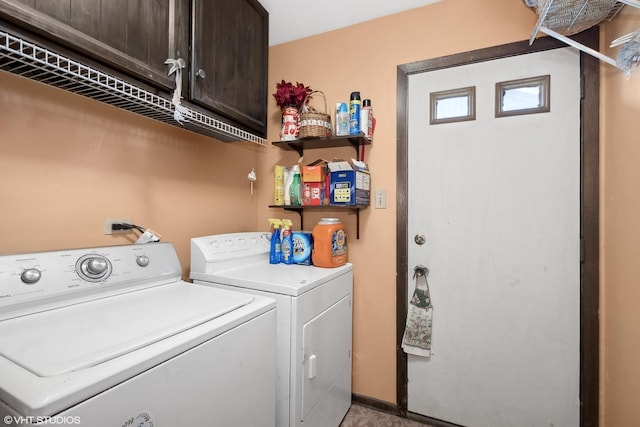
[340,404,435,427]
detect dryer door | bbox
[301,294,352,421]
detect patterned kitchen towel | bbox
[402,265,433,358]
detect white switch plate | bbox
[374,190,386,209]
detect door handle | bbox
[414,234,426,245]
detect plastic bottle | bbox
[336,102,349,136]
[349,92,361,135]
[268,218,283,264]
[274,165,285,205]
[281,219,294,264]
[283,166,293,205]
[361,99,373,140]
[311,218,347,268]
[289,165,302,206]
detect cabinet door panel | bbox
[191,0,268,136]
[0,0,188,91]
[99,0,127,53]
[69,0,100,39]
[33,0,69,24]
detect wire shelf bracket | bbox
[0,29,268,146]
[530,0,640,77]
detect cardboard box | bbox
[328,159,371,206]
[302,165,325,182]
[303,182,324,206]
[303,159,329,206]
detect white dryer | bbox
[0,243,276,427]
[190,232,353,427]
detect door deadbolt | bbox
[414,234,426,245]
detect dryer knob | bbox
[20,268,41,284]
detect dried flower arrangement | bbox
[272,80,311,110]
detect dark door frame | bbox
[396,29,599,427]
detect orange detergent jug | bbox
[312,218,347,268]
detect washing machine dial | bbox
[136,255,150,267]
[20,268,41,284]
[76,255,112,282]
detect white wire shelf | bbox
[0,29,268,146]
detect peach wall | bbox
[601,8,640,427]
[264,0,537,404]
[0,71,264,278]
[3,0,635,422]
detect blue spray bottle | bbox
[349,91,361,135]
[281,219,294,265]
[268,218,283,264]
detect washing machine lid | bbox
[191,262,352,296]
[0,282,254,377]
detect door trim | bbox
[396,29,599,427]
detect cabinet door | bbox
[191,0,268,137]
[1,0,189,91]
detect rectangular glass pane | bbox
[430,86,475,125]
[435,96,470,119]
[495,75,550,117]
[502,86,541,111]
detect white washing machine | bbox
[0,242,276,427]
[190,232,353,427]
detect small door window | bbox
[430,86,476,125]
[495,75,550,117]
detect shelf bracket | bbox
[282,207,304,229]
[285,143,304,158]
[538,26,628,74]
[347,136,364,160]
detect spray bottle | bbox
[336,102,349,136]
[268,218,283,264]
[281,219,294,264]
[289,165,302,206]
[349,91,361,135]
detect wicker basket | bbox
[299,90,332,139]
[529,0,623,40]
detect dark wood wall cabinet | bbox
[0,0,269,140]
[191,0,268,136]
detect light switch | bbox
[375,190,386,209]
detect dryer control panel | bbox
[191,232,271,273]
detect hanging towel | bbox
[402,265,433,358]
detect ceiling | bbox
[260,0,443,46]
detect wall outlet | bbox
[104,217,133,235]
[375,190,386,209]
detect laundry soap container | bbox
[312,218,347,267]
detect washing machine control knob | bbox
[136,255,150,267]
[20,268,41,284]
[76,255,112,282]
[84,257,108,275]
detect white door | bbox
[406,47,580,427]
